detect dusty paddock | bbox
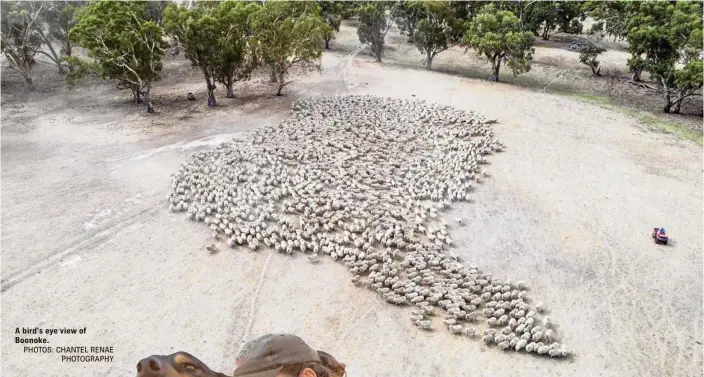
[2,45,703,377]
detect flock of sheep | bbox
[167,95,570,358]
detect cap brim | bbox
[233,366,283,377]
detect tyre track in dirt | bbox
[1,195,162,292]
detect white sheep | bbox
[525,342,536,353]
[449,325,463,334]
[463,327,477,338]
[509,337,519,349]
[442,319,457,326]
[543,329,554,342]
[542,316,552,329]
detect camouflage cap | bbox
[233,334,321,377]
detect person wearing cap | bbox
[233,333,346,377]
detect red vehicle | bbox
[652,228,668,245]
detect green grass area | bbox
[565,93,703,145]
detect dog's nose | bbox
[136,356,165,377]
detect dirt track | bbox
[2,37,703,377]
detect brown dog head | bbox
[136,352,230,377]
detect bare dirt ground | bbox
[2,24,703,377]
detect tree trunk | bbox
[21,58,34,90]
[134,86,143,104]
[24,75,34,90]
[226,82,235,98]
[38,29,65,75]
[325,37,330,49]
[270,65,277,83]
[275,70,285,96]
[207,84,217,107]
[662,91,673,113]
[374,44,382,62]
[144,83,154,113]
[591,64,601,76]
[673,98,683,114]
[65,43,74,73]
[542,27,551,40]
[631,67,642,82]
[201,68,217,107]
[425,51,433,70]
[491,56,501,82]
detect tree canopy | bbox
[357,1,393,62]
[1,1,44,89]
[584,1,644,80]
[318,0,344,49]
[578,43,606,76]
[463,4,536,82]
[251,0,330,95]
[391,0,423,43]
[163,1,261,106]
[526,1,584,40]
[70,0,167,112]
[31,1,87,74]
[583,1,630,41]
[210,1,261,98]
[408,1,465,70]
[623,0,703,113]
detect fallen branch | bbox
[626,80,659,91]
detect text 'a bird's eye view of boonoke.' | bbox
[1,1,702,377]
